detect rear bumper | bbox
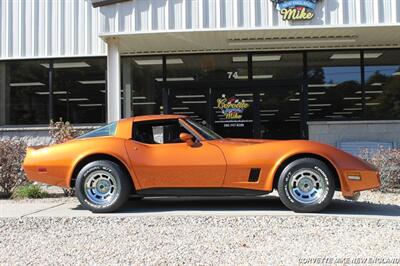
[341,169,381,197]
[23,164,70,187]
[23,148,70,188]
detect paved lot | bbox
[1,194,400,219]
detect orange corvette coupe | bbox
[24,115,380,213]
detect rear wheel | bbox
[277,158,335,213]
[75,160,131,213]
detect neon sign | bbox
[216,94,250,120]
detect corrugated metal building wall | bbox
[0,0,106,59]
[1,0,400,59]
[100,0,400,33]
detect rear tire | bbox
[277,158,335,213]
[75,160,131,213]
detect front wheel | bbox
[277,158,335,213]
[75,160,131,213]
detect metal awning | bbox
[99,25,400,55]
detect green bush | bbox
[11,184,49,199]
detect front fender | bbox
[265,141,380,196]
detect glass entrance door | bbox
[259,84,302,140]
[168,86,210,125]
[211,88,254,138]
[167,83,255,138]
[166,81,303,140]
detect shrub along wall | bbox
[0,119,82,197]
[361,149,400,192]
[0,138,27,196]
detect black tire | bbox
[277,158,335,213]
[75,160,131,213]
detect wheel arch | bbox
[272,153,341,191]
[69,153,136,192]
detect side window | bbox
[76,122,117,139]
[133,120,190,144]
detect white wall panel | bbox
[169,0,183,29]
[380,0,393,23]
[98,0,400,35]
[152,0,166,30]
[203,0,217,28]
[220,0,233,28]
[1,0,400,60]
[0,0,106,60]
[345,0,357,24]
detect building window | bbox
[252,53,303,80]
[307,51,362,121]
[53,58,106,124]
[121,56,163,117]
[253,53,303,139]
[0,60,49,125]
[166,54,249,81]
[364,50,400,120]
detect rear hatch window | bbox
[77,122,117,139]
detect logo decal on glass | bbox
[217,94,250,120]
[271,0,321,21]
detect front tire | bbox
[75,160,131,213]
[277,158,335,213]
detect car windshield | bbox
[184,118,223,140]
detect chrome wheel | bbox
[84,170,120,206]
[288,169,328,204]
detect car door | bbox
[124,119,227,189]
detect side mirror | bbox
[179,133,195,146]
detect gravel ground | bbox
[1,191,400,265]
[0,216,400,265]
[355,190,400,205]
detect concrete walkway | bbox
[1,195,400,219]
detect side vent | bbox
[248,168,261,182]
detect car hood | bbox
[210,138,377,172]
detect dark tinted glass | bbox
[121,56,163,117]
[166,54,248,81]
[53,58,106,124]
[1,60,49,125]
[252,53,303,80]
[307,51,362,121]
[364,50,400,120]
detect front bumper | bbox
[341,169,381,197]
